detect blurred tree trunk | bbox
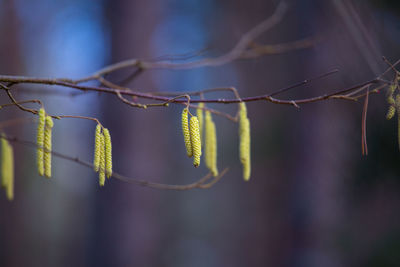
[91,0,165,266]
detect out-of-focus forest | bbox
[1,0,400,266]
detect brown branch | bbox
[0,99,41,108]
[0,73,389,106]
[115,90,148,109]
[72,0,288,82]
[0,83,40,114]
[241,35,323,58]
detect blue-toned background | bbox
[1,0,400,266]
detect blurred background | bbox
[1,0,400,266]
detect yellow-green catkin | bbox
[93,124,102,172]
[5,142,14,201]
[190,116,202,167]
[1,138,14,201]
[205,112,212,169]
[44,115,54,178]
[182,108,193,157]
[99,133,105,186]
[37,108,46,176]
[388,83,397,101]
[205,111,218,176]
[241,118,251,181]
[387,105,396,120]
[239,102,247,118]
[239,103,247,157]
[197,103,204,144]
[1,138,9,188]
[239,102,251,181]
[388,95,396,106]
[103,128,112,178]
[1,138,8,188]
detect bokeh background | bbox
[1,0,400,266]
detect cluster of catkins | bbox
[181,102,251,181]
[93,124,112,186]
[36,108,113,187]
[1,136,14,201]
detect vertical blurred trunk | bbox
[286,1,366,266]
[90,0,164,266]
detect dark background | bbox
[1,0,400,266]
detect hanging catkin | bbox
[197,103,204,144]
[388,83,397,102]
[103,128,112,178]
[239,102,251,181]
[241,118,251,181]
[44,115,54,178]
[182,108,193,157]
[1,138,7,188]
[205,111,218,176]
[5,142,14,201]
[205,112,212,169]
[387,105,396,120]
[1,138,14,201]
[37,108,46,176]
[93,124,102,172]
[99,133,106,186]
[190,116,202,167]
[396,94,400,151]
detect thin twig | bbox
[3,135,228,190]
[0,83,39,114]
[72,0,288,81]
[361,86,370,155]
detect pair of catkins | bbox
[182,107,202,168]
[37,108,54,178]
[93,124,112,186]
